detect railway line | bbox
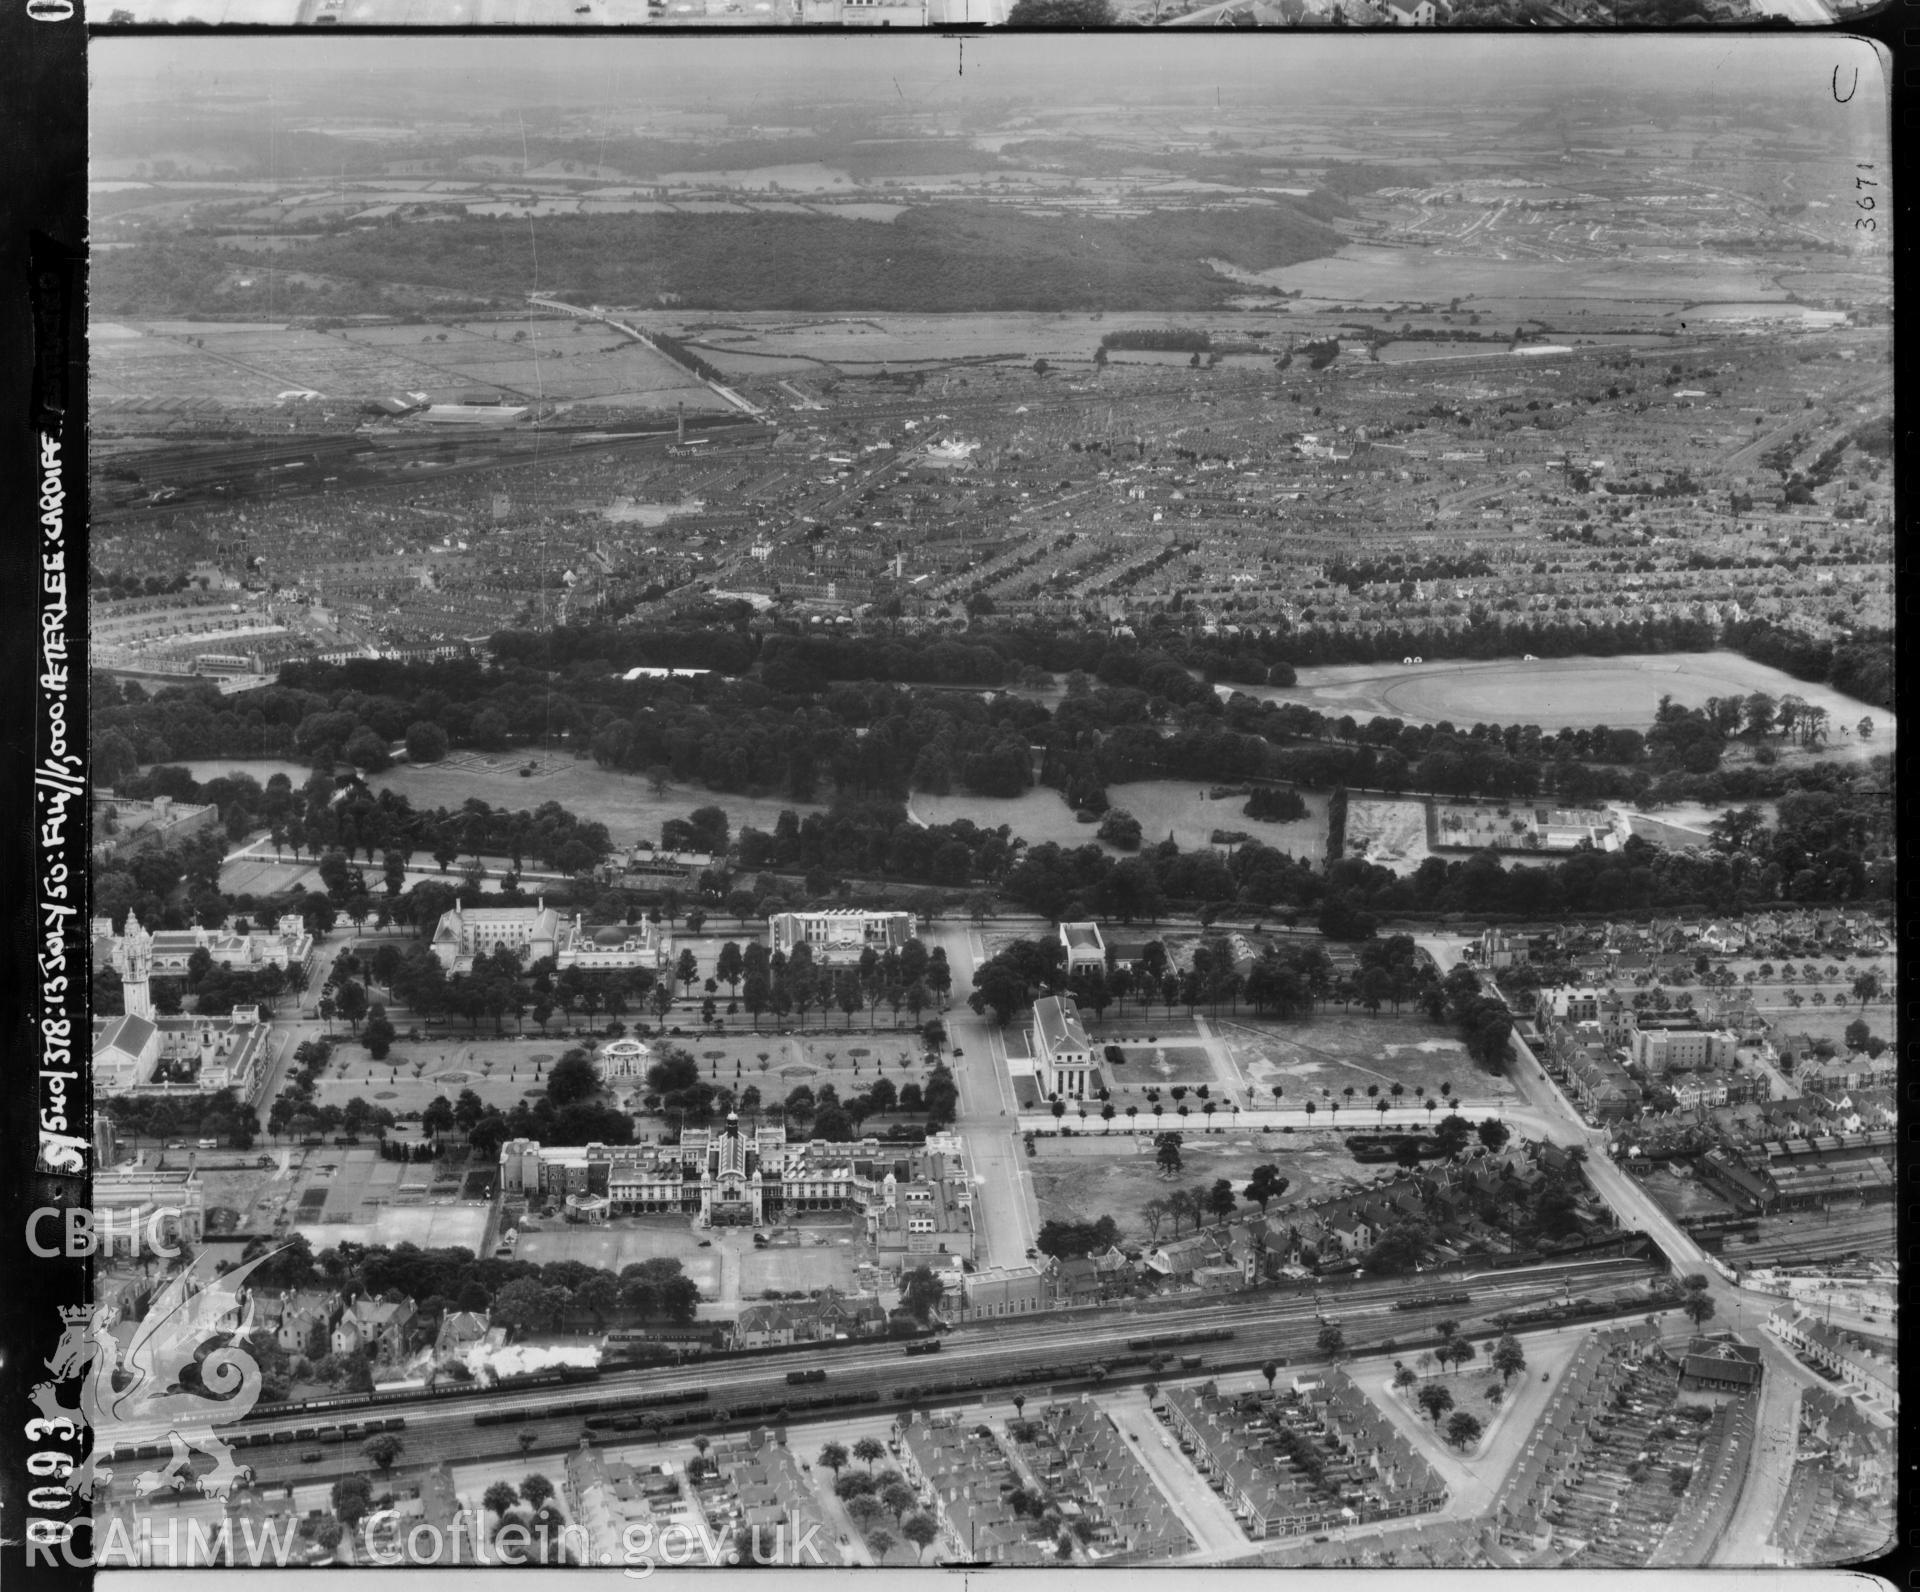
[1724,375,1883,473]
[92,419,773,525]
[227,1255,1654,1485]
[1703,1205,1893,1271]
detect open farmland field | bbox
[342,318,722,404]
[820,204,909,223]
[655,163,857,191]
[93,316,727,407]
[1029,1130,1368,1242]
[912,780,1325,859]
[92,329,307,405]
[631,311,1271,369]
[93,320,501,404]
[687,347,839,377]
[370,760,824,845]
[1255,242,1793,308]
[464,199,678,218]
[1243,652,1894,740]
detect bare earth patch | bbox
[1030,1133,1371,1243]
[1217,1013,1506,1109]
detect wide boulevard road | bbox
[921,919,1041,1268]
[237,1255,1652,1484]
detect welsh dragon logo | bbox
[32,1247,281,1502]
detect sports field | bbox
[1240,652,1894,738]
[511,1221,862,1306]
[513,1224,722,1294]
[1255,241,1791,308]
[294,1205,492,1253]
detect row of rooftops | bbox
[1028,1396,1192,1559]
[1494,1323,1666,1527]
[1770,1309,1897,1397]
[1163,1371,1443,1524]
[896,1410,1051,1566]
[708,1434,853,1565]
[1129,1141,1591,1282]
[1491,908,1888,953]
[730,1288,888,1344]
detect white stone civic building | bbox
[1032,994,1096,1099]
[429,903,662,974]
[767,909,910,961]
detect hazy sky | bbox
[92,35,1890,134]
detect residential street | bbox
[1097,1391,1247,1559]
[1715,1376,1800,1565]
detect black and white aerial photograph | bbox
[73,33,1894,1578]
[84,0,1881,35]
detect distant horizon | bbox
[92,35,1887,138]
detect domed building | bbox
[555,913,663,972]
[596,1036,653,1081]
[564,1192,612,1225]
